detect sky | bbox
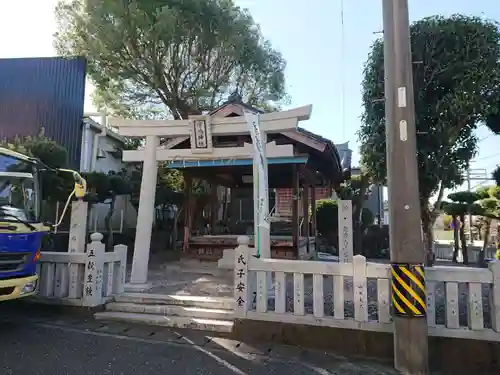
[0,0,498,192]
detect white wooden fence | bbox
[434,242,496,262]
[233,236,500,342]
[35,233,127,307]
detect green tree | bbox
[315,199,339,250]
[315,196,375,255]
[54,0,289,118]
[123,137,143,151]
[0,128,72,201]
[337,174,371,222]
[441,191,484,264]
[124,164,193,247]
[440,203,461,263]
[479,190,499,238]
[0,129,134,248]
[125,165,184,212]
[470,186,490,252]
[478,185,500,261]
[336,173,374,254]
[493,165,500,186]
[359,15,500,262]
[83,171,132,249]
[154,166,184,232]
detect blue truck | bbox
[0,147,85,302]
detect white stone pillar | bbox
[69,200,88,253]
[82,233,105,307]
[126,135,159,291]
[338,199,353,263]
[68,200,88,298]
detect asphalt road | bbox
[0,305,401,375]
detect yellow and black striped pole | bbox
[391,263,426,317]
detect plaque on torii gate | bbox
[109,105,312,291]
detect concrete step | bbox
[106,302,234,320]
[94,311,234,333]
[114,293,234,310]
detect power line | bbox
[471,180,492,190]
[473,152,500,161]
[478,133,494,143]
[340,0,346,141]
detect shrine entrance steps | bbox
[94,293,235,333]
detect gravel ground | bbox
[141,267,234,297]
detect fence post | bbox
[69,200,88,253]
[489,261,500,331]
[113,244,128,294]
[352,254,368,322]
[234,236,250,318]
[82,233,105,307]
[68,200,88,298]
[338,200,353,263]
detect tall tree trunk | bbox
[482,219,491,251]
[161,203,167,230]
[172,207,183,249]
[478,218,491,267]
[222,188,228,221]
[353,222,364,256]
[353,175,369,255]
[452,216,460,263]
[105,195,116,251]
[422,183,445,266]
[421,208,435,266]
[459,214,468,265]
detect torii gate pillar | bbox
[126,135,159,291]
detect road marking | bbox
[174,333,247,375]
[0,318,395,374]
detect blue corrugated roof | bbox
[0,56,86,169]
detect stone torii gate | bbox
[109,105,312,291]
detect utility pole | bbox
[382,0,429,374]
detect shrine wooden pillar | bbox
[183,173,193,252]
[311,185,317,237]
[292,164,300,254]
[302,183,310,253]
